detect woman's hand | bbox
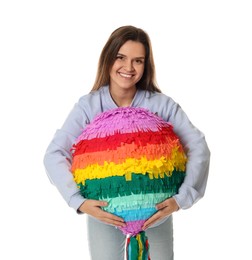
[142,197,179,230]
[78,199,126,227]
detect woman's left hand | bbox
[142,197,179,230]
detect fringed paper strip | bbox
[78,171,185,199]
[71,107,187,259]
[73,152,186,185]
[126,232,150,260]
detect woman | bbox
[44,25,210,259]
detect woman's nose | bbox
[124,60,134,71]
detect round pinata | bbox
[71,107,187,260]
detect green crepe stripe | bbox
[79,171,185,200]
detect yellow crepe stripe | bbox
[73,148,186,185]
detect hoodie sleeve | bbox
[43,100,89,212]
[168,102,211,209]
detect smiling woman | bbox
[43,25,210,260]
[91,26,160,93]
[109,41,146,106]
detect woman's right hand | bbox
[78,199,126,228]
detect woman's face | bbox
[109,40,145,92]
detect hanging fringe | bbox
[126,232,150,260]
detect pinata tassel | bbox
[126,232,150,260]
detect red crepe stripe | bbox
[72,127,178,156]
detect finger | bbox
[142,212,161,230]
[101,217,126,227]
[93,200,108,207]
[155,201,167,210]
[101,211,125,223]
[142,217,162,230]
[99,213,126,227]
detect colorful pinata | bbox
[71,107,187,260]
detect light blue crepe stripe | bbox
[102,192,172,213]
[113,207,157,221]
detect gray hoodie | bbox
[43,85,210,212]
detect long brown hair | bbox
[91,25,161,93]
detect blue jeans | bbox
[87,215,174,260]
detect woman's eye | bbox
[135,59,144,64]
[116,56,124,60]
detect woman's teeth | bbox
[119,73,132,78]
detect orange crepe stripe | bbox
[71,141,183,171]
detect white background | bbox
[1,0,251,259]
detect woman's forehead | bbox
[118,40,146,57]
